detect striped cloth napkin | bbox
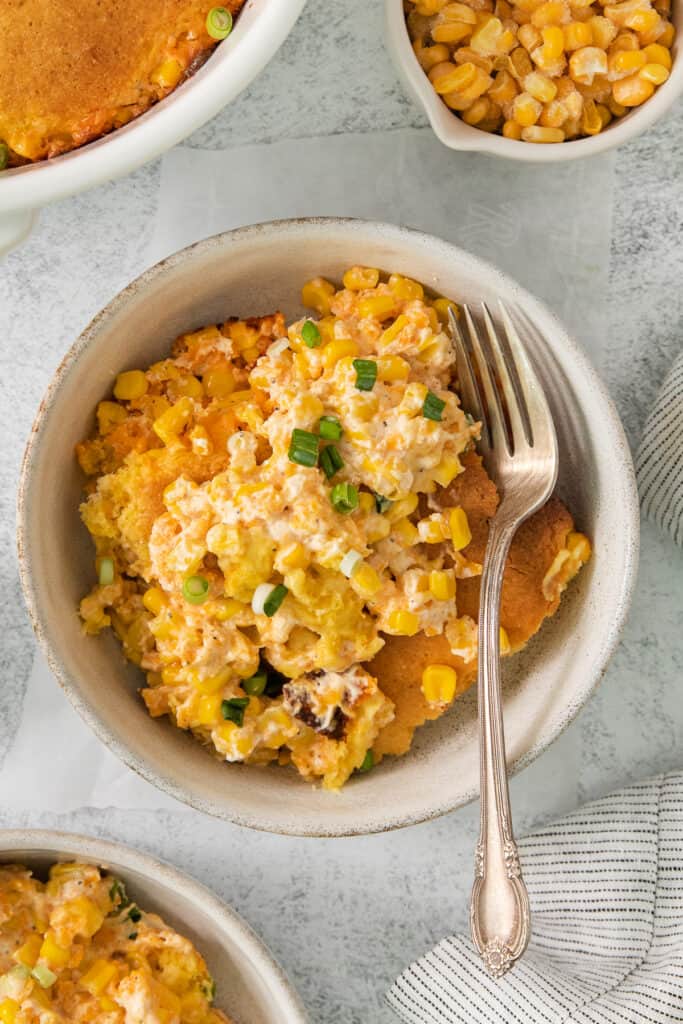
[387,772,683,1024]
[636,350,683,546]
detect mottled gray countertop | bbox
[1,1,682,1021]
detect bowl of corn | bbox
[386,0,681,157]
[18,218,639,836]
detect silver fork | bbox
[448,303,558,979]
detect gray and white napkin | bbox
[636,351,683,546]
[387,772,683,1024]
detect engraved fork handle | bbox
[470,515,531,978]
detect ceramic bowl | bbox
[0,829,307,1023]
[17,218,639,836]
[0,0,307,254]
[385,0,682,162]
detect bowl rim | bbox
[0,0,308,214]
[17,216,640,836]
[0,827,308,1022]
[384,0,683,162]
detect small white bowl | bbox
[0,0,307,253]
[0,830,307,1024]
[18,218,639,836]
[385,0,682,161]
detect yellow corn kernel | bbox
[95,400,126,435]
[142,587,166,616]
[49,863,80,879]
[639,60,669,82]
[596,102,613,126]
[113,369,148,401]
[503,118,524,138]
[470,16,508,54]
[462,96,491,124]
[515,34,539,65]
[354,392,380,420]
[540,23,565,56]
[387,493,420,521]
[204,363,236,398]
[415,0,450,14]
[153,397,193,445]
[610,28,640,51]
[500,626,512,654]
[513,91,543,125]
[522,124,566,140]
[643,41,672,67]
[196,694,222,726]
[439,1,479,23]
[609,48,647,74]
[376,355,409,383]
[418,516,449,543]
[454,45,495,70]
[392,517,421,546]
[429,59,476,93]
[69,897,105,938]
[582,97,604,132]
[429,570,456,600]
[343,266,380,290]
[357,293,397,321]
[0,1000,20,1024]
[449,507,472,550]
[195,668,232,695]
[563,20,593,48]
[432,297,460,325]
[421,664,458,704]
[388,274,425,301]
[280,543,309,570]
[13,934,42,968]
[379,313,411,347]
[151,57,183,89]
[322,338,359,369]
[358,492,376,515]
[489,68,519,104]
[366,517,392,544]
[607,94,628,114]
[588,14,618,46]
[211,597,245,620]
[612,70,655,102]
[100,997,119,1013]
[388,610,420,636]
[540,98,569,125]
[432,455,463,487]
[352,562,382,597]
[569,45,609,82]
[415,40,452,71]
[40,932,70,968]
[567,530,592,561]
[524,70,558,100]
[301,277,335,316]
[80,959,118,996]
[658,21,674,45]
[531,0,569,26]
[624,7,660,33]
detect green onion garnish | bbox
[331,482,359,515]
[465,412,475,426]
[422,391,446,421]
[358,750,374,773]
[374,494,392,514]
[242,671,267,696]
[206,6,233,39]
[221,697,250,726]
[320,444,344,479]
[0,144,9,172]
[263,584,288,616]
[353,358,378,391]
[288,427,319,467]
[318,415,343,441]
[301,320,321,348]
[182,575,209,604]
[127,906,142,923]
[98,557,114,586]
[32,964,57,989]
[128,931,138,940]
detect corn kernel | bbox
[153,397,193,445]
[518,21,542,49]
[563,19,593,48]
[569,45,609,82]
[455,45,495,70]
[151,57,183,89]
[343,266,380,290]
[415,40,452,71]
[358,293,398,320]
[489,68,519,104]
[440,1,479,22]
[567,530,592,561]
[462,96,491,124]
[13,934,42,968]
[624,7,660,33]
[609,48,647,74]
[430,297,459,325]
[540,24,565,56]
[204,362,236,398]
[211,597,245,620]
[392,517,421,546]
[388,274,425,300]
[352,562,383,597]
[531,1,569,27]
[658,21,674,45]
[114,370,148,401]
[432,455,462,487]
[195,669,232,695]
[429,60,477,93]
[379,313,411,346]
[432,20,474,42]
[100,997,119,1012]
[196,694,222,726]
[388,610,420,635]
[524,70,558,100]
[96,400,126,435]
[378,355,410,382]
[421,664,458,703]
[429,570,456,600]
[503,118,524,137]
[0,999,20,1024]
[142,587,166,616]
[301,277,335,316]
[500,626,512,654]
[513,91,543,125]
[612,70,655,102]
[449,507,472,549]
[582,97,603,132]
[643,42,672,67]
[639,60,669,82]
[322,338,359,369]
[522,124,566,139]
[366,518,392,544]
[587,14,618,46]
[387,493,420,521]
[40,932,70,968]
[80,959,118,996]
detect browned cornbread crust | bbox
[0,0,245,164]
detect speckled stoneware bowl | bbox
[0,830,307,1023]
[18,218,639,836]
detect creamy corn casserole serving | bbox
[0,2,244,168]
[405,0,675,142]
[77,268,591,790]
[0,862,230,1023]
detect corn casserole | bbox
[405,0,675,142]
[76,268,591,790]
[0,862,230,1023]
[0,2,244,169]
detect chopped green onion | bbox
[127,906,142,923]
[374,494,392,514]
[318,415,343,441]
[352,358,378,391]
[340,550,363,578]
[221,697,250,727]
[182,575,209,604]
[288,427,319,467]
[331,482,359,515]
[0,144,9,171]
[206,6,233,39]
[320,444,344,479]
[301,320,321,347]
[98,557,114,586]
[358,750,374,773]
[32,964,57,989]
[465,412,476,426]
[422,390,446,421]
[263,583,288,616]
[128,931,138,941]
[242,671,267,696]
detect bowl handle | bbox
[0,208,38,257]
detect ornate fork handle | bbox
[470,513,531,978]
